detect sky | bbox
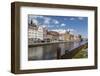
[28,15,88,38]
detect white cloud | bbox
[52,19,59,24]
[61,23,66,27]
[30,15,38,19]
[28,15,46,25]
[56,25,59,28]
[43,17,51,24]
[48,25,54,28]
[41,25,47,28]
[67,28,77,35]
[38,16,44,18]
[78,17,84,20]
[31,16,51,25]
[67,28,74,32]
[51,28,78,35]
[30,15,44,19]
[52,29,66,34]
[32,18,38,25]
[70,18,75,20]
[28,15,39,25]
[33,16,38,19]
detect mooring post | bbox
[57,47,61,59]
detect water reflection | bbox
[28,41,87,60]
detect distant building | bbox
[37,26,44,40]
[59,34,65,41]
[47,31,59,41]
[73,34,82,41]
[28,26,37,39]
[59,31,82,41]
[46,32,53,41]
[69,34,74,41]
[28,22,38,41]
[64,31,70,41]
[28,20,44,43]
[28,20,83,43]
[43,27,47,40]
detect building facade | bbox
[46,31,59,42]
[64,31,70,41]
[28,21,45,43]
[59,33,65,41]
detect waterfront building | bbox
[28,20,44,43]
[64,31,71,41]
[73,34,83,41]
[59,34,65,41]
[28,22,38,43]
[69,34,74,41]
[37,26,44,40]
[43,27,47,40]
[46,32,53,41]
[46,31,59,42]
[50,31,59,41]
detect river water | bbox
[28,41,87,60]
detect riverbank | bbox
[28,41,88,60]
[29,40,84,47]
[73,48,88,58]
[61,42,88,59]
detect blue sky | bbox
[28,15,88,38]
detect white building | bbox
[37,26,43,40]
[28,25,44,42]
[28,26,36,39]
[59,34,65,41]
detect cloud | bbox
[78,17,84,20]
[41,16,60,25]
[29,15,44,19]
[67,28,75,32]
[28,15,40,25]
[38,16,44,18]
[70,18,75,20]
[61,23,66,27]
[29,15,38,19]
[56,25,59,28]
[43,17,51,24]
[29,16,52,25]
[52,19,59,24]
[48,25,54,28]
[52,29,66,33]
[67,28,78,35]
[64,18,67,20]
[32,18,39,25]
[41,25,47,28]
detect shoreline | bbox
[28,40,87,47]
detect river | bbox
[28,41,87,60]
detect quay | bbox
[29,41,77,47]
[60,42,88,59]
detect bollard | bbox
[57,47,61,59]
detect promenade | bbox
[29,41,78,47]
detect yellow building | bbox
[59,34,65,41]
[64,31,70,41]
